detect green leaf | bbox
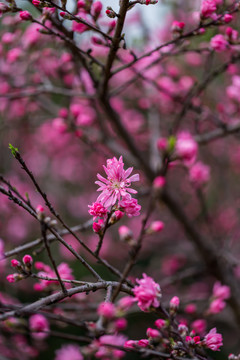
[8,144,19,157]
[168,136,176,152]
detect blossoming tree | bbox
[0,0,240,359]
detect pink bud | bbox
[60,11,66,17]
[32,0,40,6]
[77,0,85,8]
[6,274,17,283]
[117,296,135,311]
[170,296,180,309]
[11,259,20,268]
[23,254,33,265]
[19,11,32,21]
[185,303,196,314]
[191,319,206,335]
[118,225,133,242]
[29,314,49,339]
[155,319,165,329]
[148,221,164,233]
[36,205,44,213]
[91,36,103,45]
[171,21,185,32]
[52,118,67,134]
[224,14,233,23]
[93,220,104,233]
[157,138,168,151]
[58,108,68,118]
[115,318,127,331]
[153,176,166,189]
[98,302,116,319]
[186,336,194,344]
[138,339,149,347]
[92,1,102,16]
[146,328,160,338]
[193,336,201,344]
[124,340,137,348]
[114,210,124,220]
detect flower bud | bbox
[11,259,21,268]
[98,302,116,319]
[170,296,180,311]
[146,328,160,339]
[153,176,166,189]
[23,254,33,269]
[155,318,165,329]
[118,226,133,242]
[147,221,164,234]
[157,138,168,151]
[19,11,32,21]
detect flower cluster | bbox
[89,156,141,231]
[208,281,231,314]
[133,273,161,311]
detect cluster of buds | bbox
[36,205,57,227]
[7,254,33,283]
[88,299,131,337]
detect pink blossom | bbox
[208,298,226,314]
[210,35,228,52]
[201,0,217,18]
[189,161,210,188]
[88,202,108,219]
[117,296,136,311]
[212,281,231,300]
[55,345,83,360]
[95,156,139,208]
[119,196,141,217]
[29,314,49,339]
[204,328,223,351]
[133,273,161,311]
[185,303,196,314]
[191,319,207,335]
[97,302,116,319]
[97,334,127,359]
[176,132,198,165]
